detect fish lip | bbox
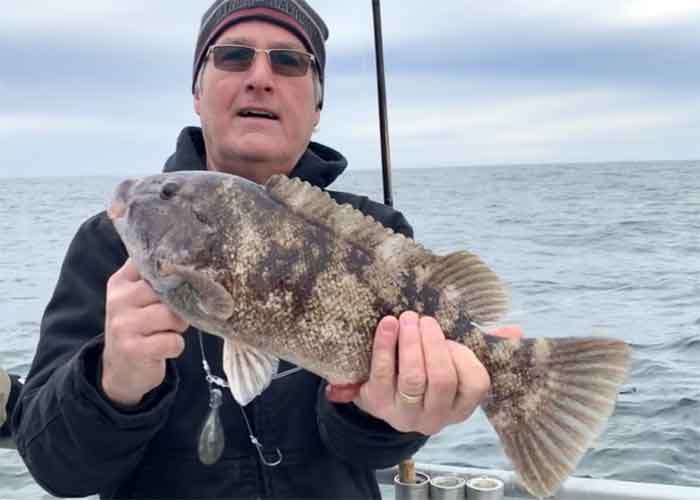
[237,106,279,120]
[108,178,138,220]
[107,200,126,220]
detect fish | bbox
[108,171,630,498]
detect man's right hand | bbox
[101,259,189,406]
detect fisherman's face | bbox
[194,20,321,184]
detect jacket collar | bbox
[163,126,347,189]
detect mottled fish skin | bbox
[110,171,630,499]
[113,172,505,384]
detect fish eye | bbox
[160,182,180,201]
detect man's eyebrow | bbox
[269,41,306,50]
[217,36,305,51]
[218,36,254,45]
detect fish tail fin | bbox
[482,336,630,498]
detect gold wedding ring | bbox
[398,389,424,405]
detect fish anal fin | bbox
[482,337,630,498]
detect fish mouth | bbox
[107,201,126,220]
[108,178,137,220]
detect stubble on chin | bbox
[205,146,297,185]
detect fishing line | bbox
[196,330,283,467]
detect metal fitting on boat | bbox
[430,475,466,500]
[394,471,430,500]
[465,476,504,500]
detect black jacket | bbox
[13,127,427,499]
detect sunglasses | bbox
[207,44,316,77]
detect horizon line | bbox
[1,158,697,180]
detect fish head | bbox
[108,171,248,297]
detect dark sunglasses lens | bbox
[269,50,310,76]
[213,46,255,71]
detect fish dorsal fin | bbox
[266,175,398,247]
[222,337,279,406]
[266,175,510,324]
[265,175,430,265]
[429,250,510,325]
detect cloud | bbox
[573,0,700,27]
[0,113,101,134]
[3,1,200,50]
[1,1,699,177]
[0,112,189,139]
[317,72,700,168]
[320,0,700,52]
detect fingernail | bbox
[381,318,397,335]
[400,311,416,327]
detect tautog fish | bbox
[109,171,629,498]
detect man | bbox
[13,1,520,498]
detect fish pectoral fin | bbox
[482,337,630,498]
[222,337,279,406]
[168,264,234,321]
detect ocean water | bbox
[0,161,698,498]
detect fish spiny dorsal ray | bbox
[482,336,630,498]
[267,175,407,242]
[266,175,511,330]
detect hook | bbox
[249,435,283,467]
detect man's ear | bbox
[194,92,201,116]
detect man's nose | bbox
[244,52,274,93]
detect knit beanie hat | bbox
[192,0,329,99]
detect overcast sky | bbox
[1,1,699,177]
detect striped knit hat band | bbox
[192,0,328,97]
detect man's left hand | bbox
[325,311,523,435]
[0,367,11,428]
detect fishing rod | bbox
[371,2,421,488]
[372,0,393,207]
